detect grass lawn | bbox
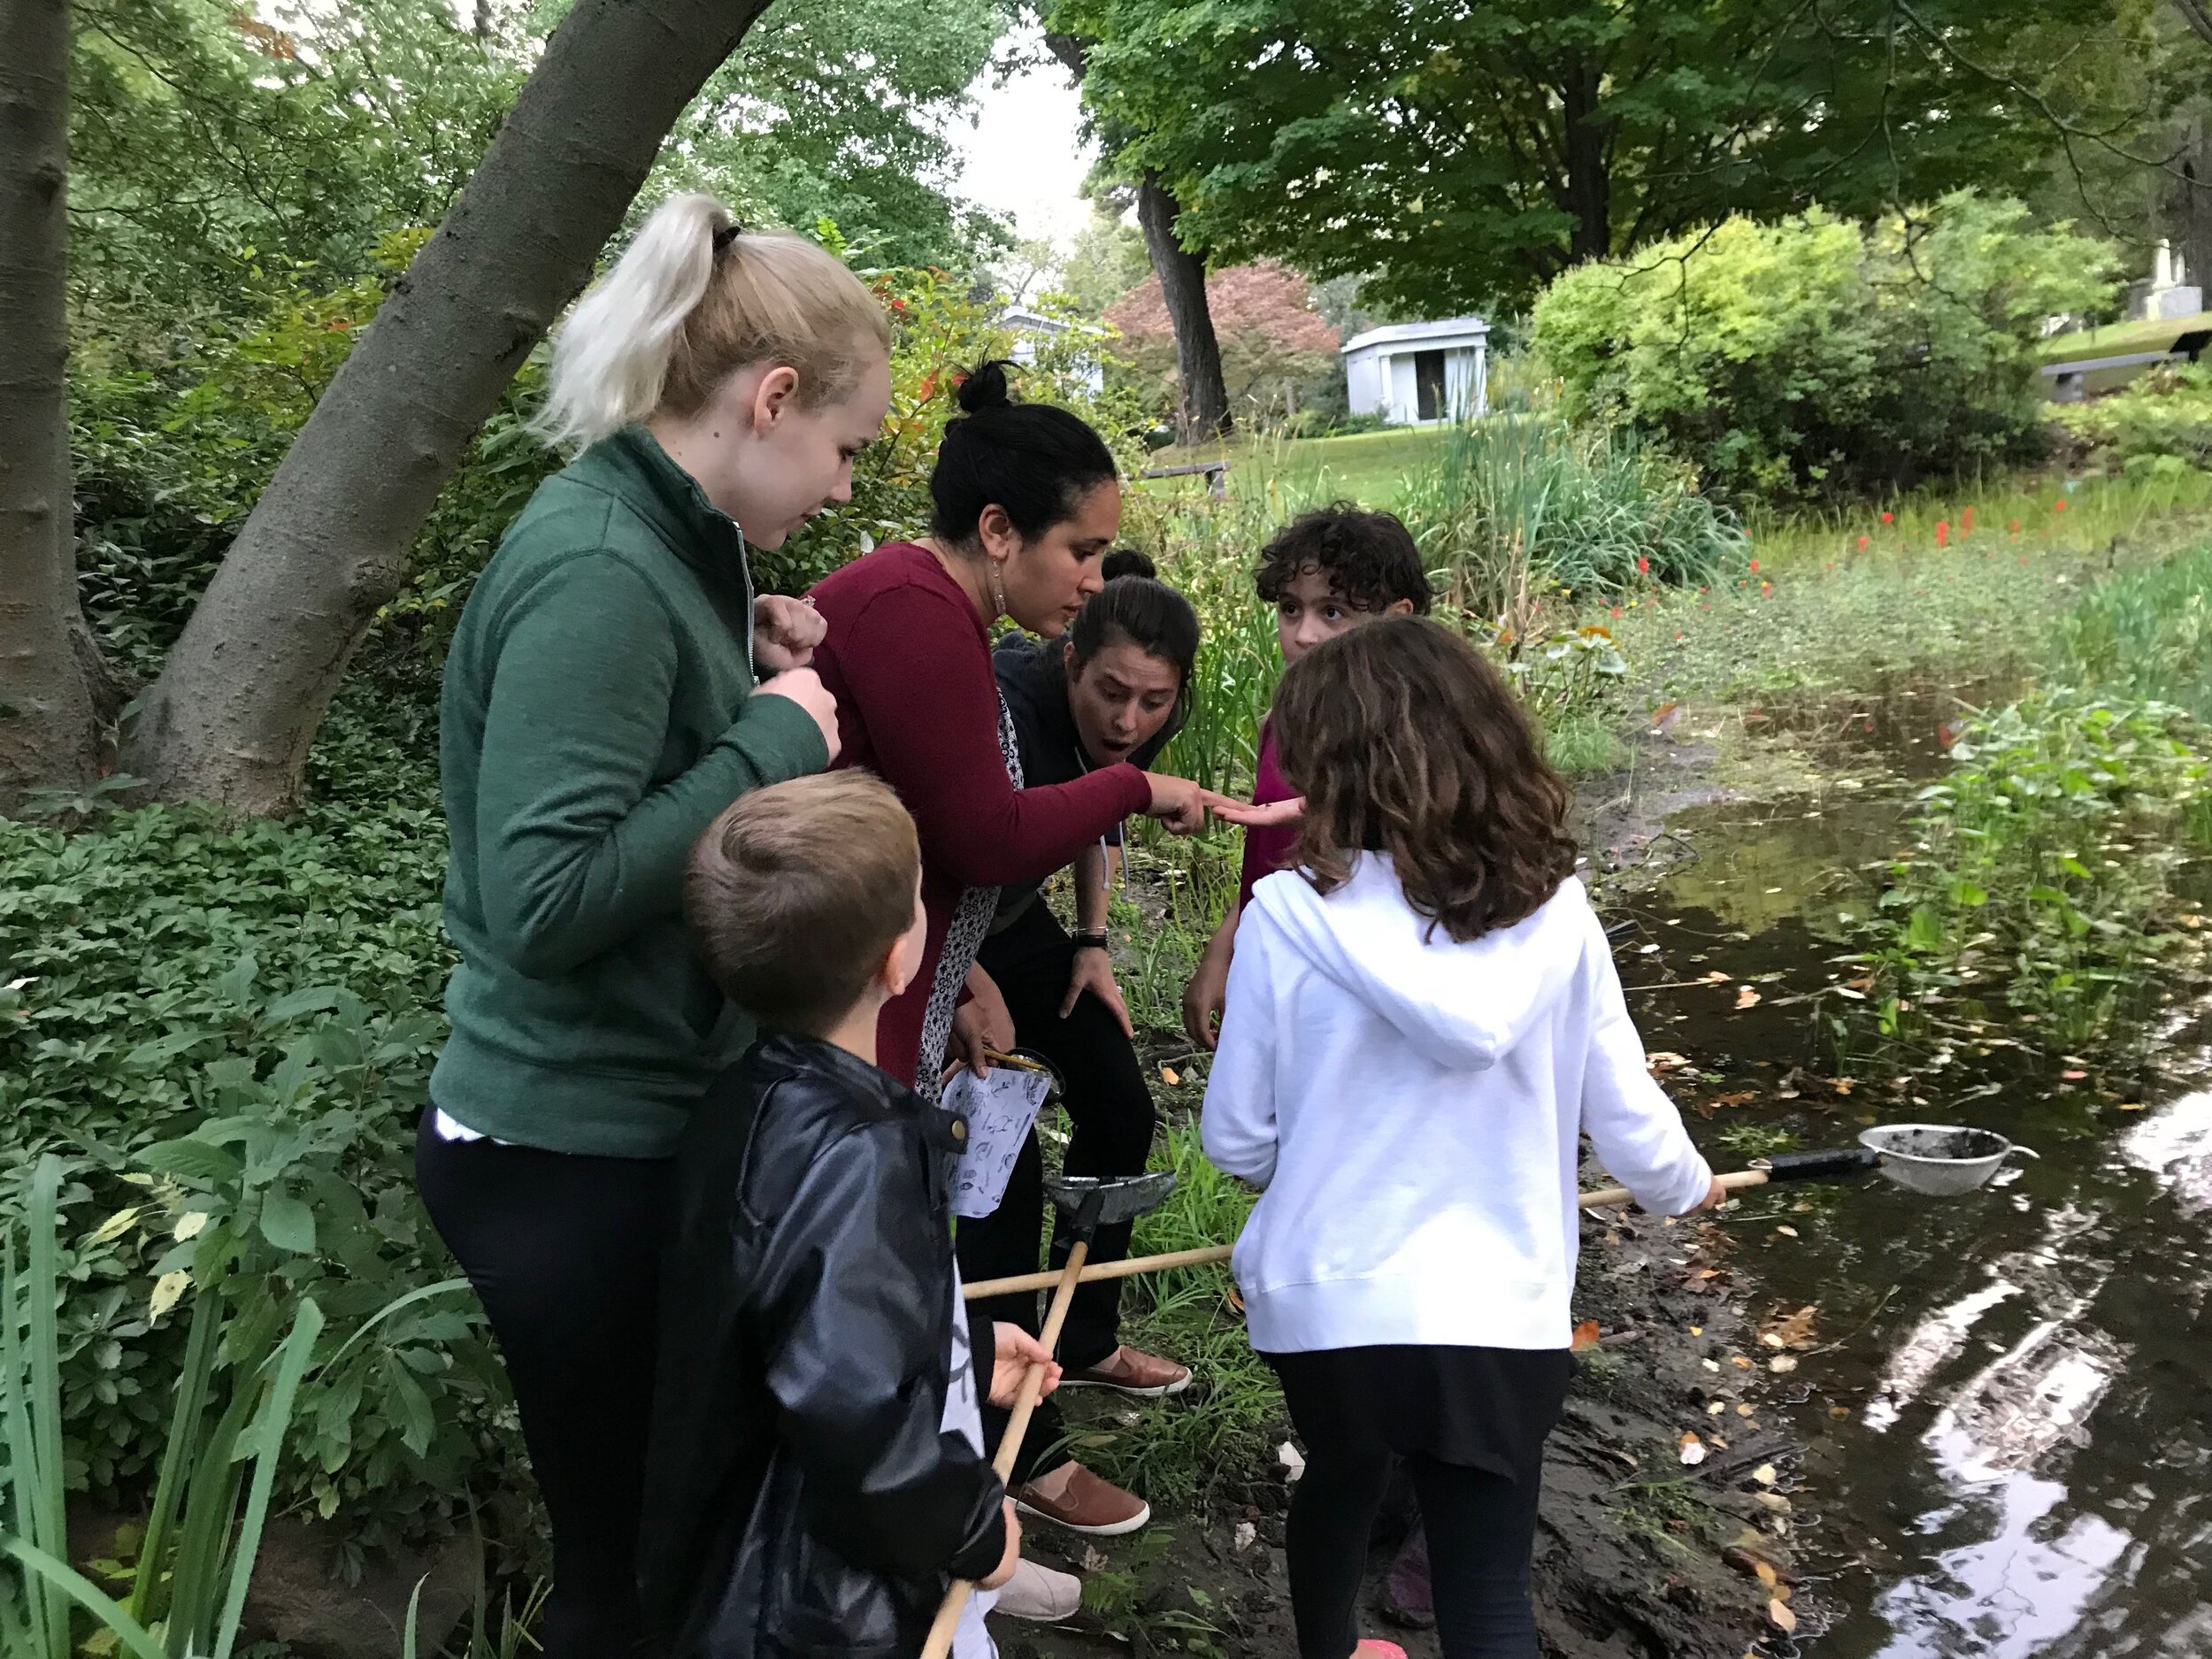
[2038,311,2212,364]
[1139,424,1455,511]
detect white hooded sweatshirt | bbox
[1201,856,1712,1354]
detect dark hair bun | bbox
[955,358,1015,414]
[1102,548,1157,582]
[929,361,1118,546]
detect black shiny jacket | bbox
[638,1033,1007,1659]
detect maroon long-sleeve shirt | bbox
[810,541,1153,1087]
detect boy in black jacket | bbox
[639,772,1058,1659]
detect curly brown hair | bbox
[1253,503,1433,616]
[1271,617,1578,943]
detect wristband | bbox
[1072,930,1111,951]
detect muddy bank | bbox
[997,1143,1796,1659]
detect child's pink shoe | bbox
[1353,1643,1409,1658]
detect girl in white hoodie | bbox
[1201,618,1723,1659]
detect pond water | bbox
[1612,765,2212,1657]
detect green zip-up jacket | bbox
[430,428,829,1156]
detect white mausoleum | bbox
[1340,318,1489,425]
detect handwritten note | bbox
[946,1064,1055,1219]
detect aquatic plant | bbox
[1860,693,2212,1049]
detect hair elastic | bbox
[711,222,745,255]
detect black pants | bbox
[1271,1352,1553,1659]
[960,898,1156,1482]
[416,1113,673,1659]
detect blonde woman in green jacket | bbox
[417,194,889,1659]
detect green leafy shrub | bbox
[1394,416,1747,613]
[0,698,514,1553]
[1859,692,2212,1048]
[1532,193,2119,503]
[2055,362,2212,477]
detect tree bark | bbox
[122,0,777,814]
[1559,53,1615,264]
[1137,173,1233,442]
[0,0,99,812]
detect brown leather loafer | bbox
[1014,1463,1152,1537]
[1058,1345,1192,1399]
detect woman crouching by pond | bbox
[959,550,1200,1534]
[809,365,1208,1548]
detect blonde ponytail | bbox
[540,193,892,451]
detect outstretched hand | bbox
[1201,791,1305,830]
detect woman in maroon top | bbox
[810,363,1206,1098]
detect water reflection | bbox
[1619,795,2212,1656]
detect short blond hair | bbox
[541,193,893,449]
[686,773,920,1037]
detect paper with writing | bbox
[947,1064,1055,1220]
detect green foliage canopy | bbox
[1530,194,2120,502]
[1058,0,2164,313]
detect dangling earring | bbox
[987,557,1008,620]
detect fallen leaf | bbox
[1737,1402,1755,1417]
[1689,1325,1704,1336]
[1830,1405,1852,1418]
[1754,1492,1792,1514]
[1233,1521,1256,1554]
[1160,1065,1181,1086]
[1702,970,1731,984]
[1754,1560,1778,1589]
[1708,1400,1727,1416]
[1732,1355,1755,1370]
[1225,1284,1245,1314]
[1760,1305,1819,1349]
[1640,942,1661,955]
[1646,1051,1692,1070]
[1769,1355,1799,1374]
[1751,1463,1778,1486]
[1770,1599,1798,1633]
[2116,1102,2145,1111]
[1702,1359,1722,1372]
[1571,1319,1601,1352]
[1734,986,1763,1009]
[1774,1225,1800,1239]
[1832,1077,1856,1094]
[1678,1432,1708,1466]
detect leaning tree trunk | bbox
[122,0,778,814]
[1137,173,1233,443]
[0,0,99,814]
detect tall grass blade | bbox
[212,1296,323,1659]
[128,1264,226,1630]
[3,1226,64,1659]
[22,1159,70,1655]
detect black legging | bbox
[415,1112,672,1659]
[960,896,1156,1481]
[1288,1448,1540,1659]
